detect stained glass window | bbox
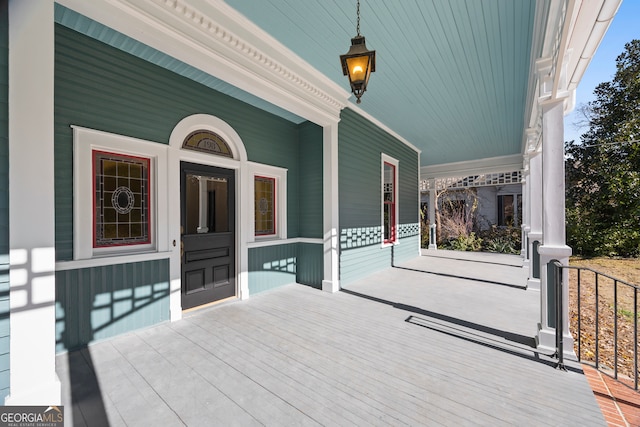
[255,176,275,236]
[93,150,151,247]
[383,161,396,243]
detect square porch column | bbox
[322,123,340,292]
[527,150,542,291]
[6,0,61,405]
[536,99,573,355]
[521,164,529,267]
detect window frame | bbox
[254,175,277,237]
[248,162,287,242]
[497,193,521,227]
[381,154,399,246]
[73,126,168,260]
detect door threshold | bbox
[182,295,238,315]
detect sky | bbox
[564,0,640,144]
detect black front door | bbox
[181,162,235,309]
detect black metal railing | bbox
[551,261,639,390]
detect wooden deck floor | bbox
[57,253,606,426]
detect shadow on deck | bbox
[57,252,607,426]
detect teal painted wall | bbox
[248,244,297,295]
[55,23,324,316]
[248,242,323,294]
[55,259,170,352]
[338,108,420,285]
[54,24,308,260]
[0,0,8,401]
[297,122,323,239]
[296,243,323,288]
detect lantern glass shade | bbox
[340,35,376,103]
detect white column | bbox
[6,0,61,405]
[537,99,573,354]
[322,123,340,292]
[520,167,529,266]
[527,151,542,291]
[428,179,437,250]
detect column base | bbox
[428,244,437,250]
[527,277,540,291]
[5,376,61,406]
[537,324,575,359]
[322,279,340,293]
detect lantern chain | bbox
[356,0,361,36]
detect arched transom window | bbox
[182,130,233,158]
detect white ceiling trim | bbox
[57,0,350,127]
[421,154,523,180]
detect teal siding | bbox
[0,0,9,401]
[298,122,323,239]
[296,243,323,288]
[54,24,305,259]
[340,240,390,285]
[248,245,297,295]
[55,259,170,352]
[248,242,323,294]
[338,108,420,284]
[394,236,420,264]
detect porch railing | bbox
[551,261,639,390]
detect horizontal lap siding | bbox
[339,108,419,285]
[55,259,170,352]
[53,24,321,346]
[0,0,7,400]
[298,122,323,239]
[248,242,323,294]
[54,24,303,260]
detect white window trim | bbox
[381,154,399,247]
[247,161,288,243]
[72,126,169,261]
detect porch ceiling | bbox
[225,0,538,167]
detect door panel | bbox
[181,162,235,309]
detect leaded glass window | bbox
[255,176,275,236]
[93,150,151,247]
[383,161,397,243]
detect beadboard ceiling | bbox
[56,0,539,168]
[225,0,537,167]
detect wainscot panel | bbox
[55,259,170,352]
[296,243,323,289]
[248,244,297,295]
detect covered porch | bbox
[57,252,605,426]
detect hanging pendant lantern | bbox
[340,0,376,104]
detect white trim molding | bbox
[57,0,349,127]
[72,126,170,261]
[381,154,400,247]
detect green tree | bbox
[566,39,640,257]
